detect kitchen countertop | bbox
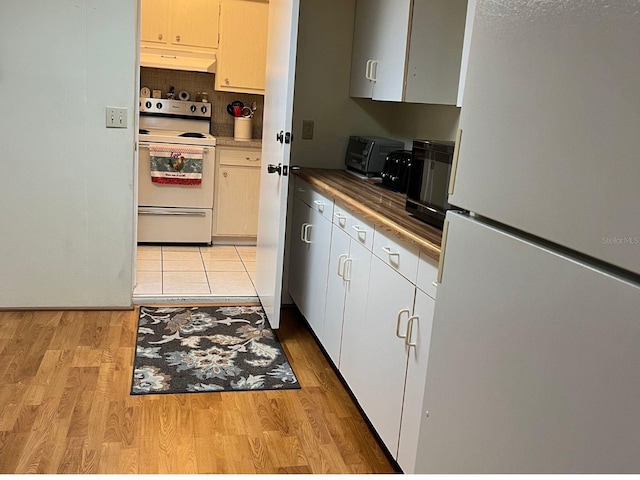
[295,168,442,261]
[215,136,262,149]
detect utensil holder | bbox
[234,117,253,141]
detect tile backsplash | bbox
[140,67,264,138]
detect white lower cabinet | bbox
[288,184,333,341]
[397,286,435,473]
[288,179,437,472]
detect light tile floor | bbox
[134,245,258,297]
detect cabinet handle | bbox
[365,59,373,80]
[352,225,366,238]
[337,253,348,277]
[406,315,419,348]
[396,309,410,339]
[333,212,347,225]
[158,33,163,40]
[302,223,312,244]
[370,60,378,82]
[176,35,180,42]
[382,246,400,257]
[343,258,353,281]
[300,222,308,242]
[223,171,228,177]
[313,200,325,212]
[245,156,260,162]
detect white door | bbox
[255,0,300,329]
[415,212,640,473]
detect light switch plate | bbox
[302,120,314,140]
[106,107,128,128]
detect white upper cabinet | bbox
[216,0,269,94]
[349,0,468,105]
[140,0,220,52]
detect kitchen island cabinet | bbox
[288,169,441,473]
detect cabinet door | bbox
[349,0,380,98]
[397,287,435,473]
[301,208,333,340]
[370,0,411,101]
[288,197,311,316]
[215,165,260,236]
[323,226,351,366]
[338,238,372,388]
[140,0,171,45]
[171,0,220,50]
[217,0,269,94]
[356,255,415,457]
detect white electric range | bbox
[138,99,217,244]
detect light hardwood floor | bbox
[0,306,397,474]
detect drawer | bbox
[372,227,419,284]
[294,177,333,220]
[416,252,438,299]
[218,147,261,167]
[333,204,374,251]
[138,207,213,243]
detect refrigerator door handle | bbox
[436,219,451,284]
[448,128,462,196]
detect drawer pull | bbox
[352,225,367,238]
[139,143,209,154]
[313,200,325,212]
[382,246,400,257]
[396,308,410,339]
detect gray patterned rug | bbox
[131,305,300,394]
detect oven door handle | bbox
[138,142,209,154]
[138,209,207,217]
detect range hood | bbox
[140,47,216,73]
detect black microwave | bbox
[405,139,456,229]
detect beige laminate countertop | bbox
[295,168,442,261]
[215,137,262,149]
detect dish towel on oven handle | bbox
[149,144,204,185]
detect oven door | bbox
[138,142,214,208]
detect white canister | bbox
[234,117,253,141]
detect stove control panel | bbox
[139,98,211,118]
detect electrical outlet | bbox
[302,120,314,140]
[105,107,128,128]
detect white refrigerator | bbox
[415,0,640,473]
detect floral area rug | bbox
[131,305,300,394]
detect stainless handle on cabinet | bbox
[138,209,206,217]
[365,59,373,80]
[300,222,308,242]
[405,315,418,348]
[396,309,410,339]
[370,60,378,82]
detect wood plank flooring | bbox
[0,306,397,474]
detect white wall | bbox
[0,0,138,308]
